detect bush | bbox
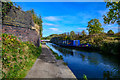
[107,30,114,35]
[94,36,103,43]
[100,42,120,55]
[115,32,120,37]
[2,33,41,78]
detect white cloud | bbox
[43,23,58,26]
[49,28,58,31]
[44,16,60,21]
[78,28,86,29]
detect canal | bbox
[46,43,120,79]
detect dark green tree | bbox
[103,1,120,25]
[107,29,114,35]
[87,19,104,34]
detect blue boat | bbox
[59,40,91,47]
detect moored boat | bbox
[57,40,91,47]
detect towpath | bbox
[25,44,76,79]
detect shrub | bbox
[107,30,114,35]
[2,33,41,78]
[115,32,120,37]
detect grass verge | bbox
[2,33,41,79]
[46,45,63,60]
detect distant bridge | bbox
[41,40,50,43]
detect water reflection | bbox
[47,43,120,79]
[52,44,74,56]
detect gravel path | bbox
[25,44,76,79]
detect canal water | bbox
[46,43,120,79]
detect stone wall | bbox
[2,6,34,28]
[2,25,40,47]
[2,3,40,47]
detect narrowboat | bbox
[58,40,91,47]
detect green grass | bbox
[46,45,63,60]
[79,34,120,55]
[52,52,63,60]
[2,33,41,78]
[62,62,68,66]
[83,74,88,80]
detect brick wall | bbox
[2,25,40,47]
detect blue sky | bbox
[12,0,105,2]
[16,2,118,37]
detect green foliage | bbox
[70,31,75,40]
[81,30,86,36]
[53,52,63,60]
[2,33,41,78]
[29,9,43,37]
[2,2,13,17]
[94,36,104,45]
[50,31,120,55]
[99,42,120,55]
[70,31,75,36]
[42,34,58,40]
[66,36,71,40]
[62,62,68,66]
[87,19,104,34]
[103,1,120,25]
[83,74,88,80]
[2,2,22,18]
[107,30,114,35]
[115,32,120,37]
[17,5,21,10]
[47,46,63,60]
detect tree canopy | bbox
[81,30,86,36]
[87,19,104,34]
[70,31,75,40]
[103,1,120,25]
[107,29,114,35]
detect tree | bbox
[39,16,43,37]
[115,32,120,37]
[70,31,75,36]
[29,9,43,37]
[70,31,75,40]
[18,5,21,10]
[81,30,86,36]
[107,30,114,35]
[87,19,104,34]
[103,1,120,25]
[31,9,34,13]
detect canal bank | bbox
[51,42,120,58]
[46,43,120,79]
[25,44,76,79]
